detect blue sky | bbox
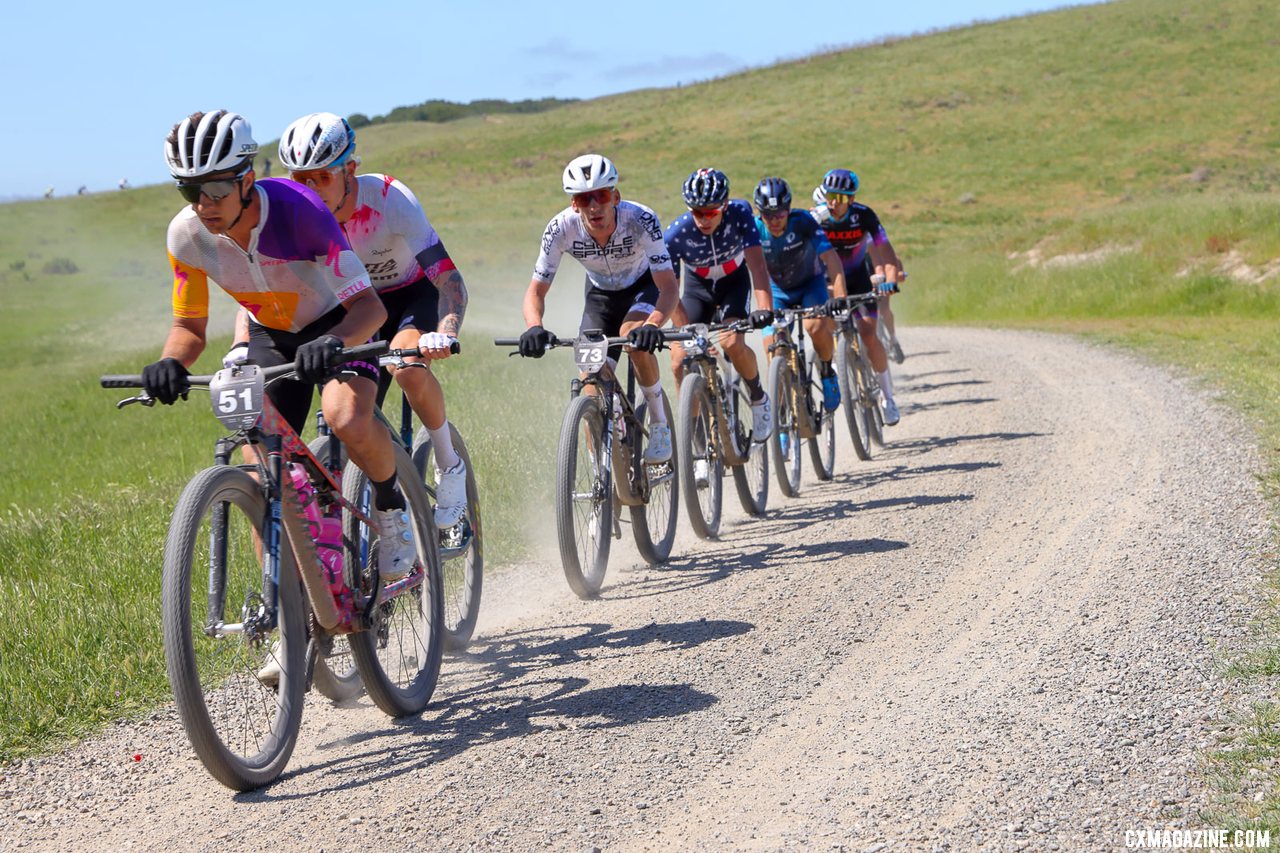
[2,0,1089,199]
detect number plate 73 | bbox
[209,365,265,429]
[574,339,609,374]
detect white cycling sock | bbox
[878,370,896,403]
[427,421,461,470]
[641,382,667,425]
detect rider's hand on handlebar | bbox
[823,296,847,316]
[417,331,458,359]
[295,334,345,384]
[518,325,554,358]
[142,357,190,405]
[626,324,664,353]
[221,342,249,369]
[748,309,775,330]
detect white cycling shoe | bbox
[256,639,282,687]
[750,394,773,442]
[883,398,901,426]
[644,423,673,463]
[433,460,468,529]
[374,507,416,581]
[693,458,710,487]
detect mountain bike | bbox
[673,318,770,539]
[767,306,838,497]
[101,343,444,791]
[834,295,886,460]
[495,329,689,599]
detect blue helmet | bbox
[753,177,792,213]
[820,168,859,197]
[682,168,729,208]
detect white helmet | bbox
[278,112,356,171]
[165,110,258,179]
[562,154,618,194]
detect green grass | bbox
[1,4,1279,831]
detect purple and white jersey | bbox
[340,173,455,293]
[167,178,371,333]
[533,200,673,292]
[663,199,761,286]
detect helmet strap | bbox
[224,176,254,232]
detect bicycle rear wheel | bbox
[555,393,613,598]
[305,434,363,702]
[676,373,722,540]
[725,367,768,516]
[768,355,802,497]
[343,441,444,717]
[631,391,679,565]
[807,360,836,481]
[162,465,305,791]
[836,332,872,461]
[413,424,483,652]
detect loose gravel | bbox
[0,327,1271,852]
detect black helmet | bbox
[753,177,792,213]
[682,168,729,208]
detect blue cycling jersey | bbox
[664,199,761,287]
[755,210,833,291]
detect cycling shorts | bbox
[580,269,660,361]
[374,277,439,407]
[247,306,380,435]
[681,264,752,325]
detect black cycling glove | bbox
[823,296,847,316]
[748,309,775,330]
[141,357,190,405]
[518,325,554,358]
[627,324,664,353]
[295,334,345,384]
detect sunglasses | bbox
[825,192,853,204]
[174,171,246,204]
[760,208,790,221]
[290,167,342,190]
[689,205,725,219]
[572,188,614,207]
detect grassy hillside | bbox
[1,0,1278,824]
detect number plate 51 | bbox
[209,365,265,429]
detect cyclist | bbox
[752,176,848,413]
[144,110,416,581]
[664,168,775,441]
[518,153,679,462]
[270,111,471,528]
[812,169,904,423]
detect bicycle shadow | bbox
[898,378,991,394]
[902,396,1000,413]
[250,618,750,799]
[876,431,1049,461]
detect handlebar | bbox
[99,341,392,390]
[494,329,695,352]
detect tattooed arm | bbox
[432,265,469,337]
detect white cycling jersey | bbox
[533,200,673,292]
[341,173,454,293]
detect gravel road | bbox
[1,327,1270,852]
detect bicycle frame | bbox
[769,308,824,441]
[678,322,753,467]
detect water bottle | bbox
[611,393,627,440]
[288,463,345,600]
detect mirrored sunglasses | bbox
[290,168,342,191]
[825,192,853,204]
[175,175,242,204]
[573,188,614,207]
[689,205,725,219]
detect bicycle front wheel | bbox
[162,465,306,791]
[768,355,802,498]
[860,351,886,448]
[344,441,445,717]
[676,373,723,540]
[727,371,769,516]
[836,333,872,461]
[555,393,613,598]
[632,391,679,565]
[807,362,836,481]
[414,424,483,652]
